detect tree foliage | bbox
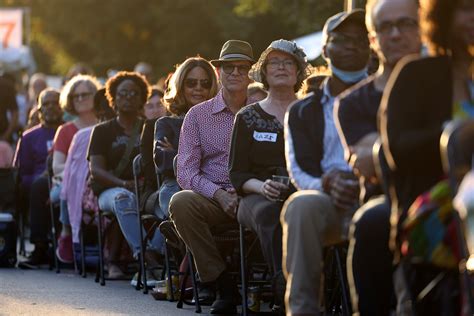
[0,0,365,79]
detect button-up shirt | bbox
[176,90,236,198]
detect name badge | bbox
[253,131,277,142]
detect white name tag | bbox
[253,131,277,142]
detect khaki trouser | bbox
[169,190,235,283]
[281,190,345,316]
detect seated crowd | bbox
[2,0,474,315]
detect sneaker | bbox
[56,234,73,263]
[130,270,160,288]
[18,247,49,270]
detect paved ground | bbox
[0,267,207,315]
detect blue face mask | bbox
[330,64,368,84]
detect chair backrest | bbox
[132,154,143,178]
[440,119,474,193]
[372,137,392,197]
[173,155,178,177]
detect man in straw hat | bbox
[281,9,370,315]
[169,40,254,314]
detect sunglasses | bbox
[117,89,140,98]
[184,78,212,89]
[221,64,251,75]
[71,92,93,102]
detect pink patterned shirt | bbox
[177,90,236,198]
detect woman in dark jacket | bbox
[153,57,218,216]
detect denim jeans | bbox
[158,178,180,217]
[98,187,165,257]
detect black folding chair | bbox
[45,155,60,273]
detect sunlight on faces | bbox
[144,94,165,120]
[324,22,371,71]
[218,60,252,93]
[264,50,298,89]
[452,1,474,51]
[72,82,95,115]
[370,0,421,67]
[115,79,142,114]
[183,66,211,107]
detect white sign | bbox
[0,9,23,49]
[253,131,278,143]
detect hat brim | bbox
[249,47,312,84]
[211,57,255,67]
[331,9,366,32]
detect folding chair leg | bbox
[164,244,175,301]
[19,212,26,256]
[240,224,248,316]
[134,172,148,294]
[334,247,351,316]
[97,211,105,286]
[49,203,60,274]
[188,251,201,313]
[80,227,86,278]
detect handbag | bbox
[399,179,461,269]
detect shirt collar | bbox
[321,77,334,105]
[211,89,228,115]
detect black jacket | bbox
[380,55,452,213]
[287,88,325,180]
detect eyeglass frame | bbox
[265,58,297,70]
[327,33,370,48]
[374,17,419,36]
[71,92,93,102]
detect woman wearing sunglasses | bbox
[154,57,218,222]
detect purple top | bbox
[13,124,56,191]
[176,90,236,198]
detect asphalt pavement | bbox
[0,266,206,315]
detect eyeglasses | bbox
[266,59,297,70]
[221,64,251,75]
[184,78,212,89]
[39,101,60,111]
[328,33,369,48]
[71,92,93,102]
[375,17,418,36]
[117,89,140,98]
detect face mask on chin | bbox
[330,64,368,84]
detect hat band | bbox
[220,53,253,61]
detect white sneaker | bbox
[130,271,160,288]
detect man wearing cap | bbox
[334,1,421,315]
[281,10,370,315]
[169,40,254,314]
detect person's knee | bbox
[169,190,196,223]
[352,198,389,241]
[113,190,137,216]
[282,191,329,226]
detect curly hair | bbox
[420,0,461,55]
[59,74,101,115]
[163,57,218,116]
[105,71,151,110]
